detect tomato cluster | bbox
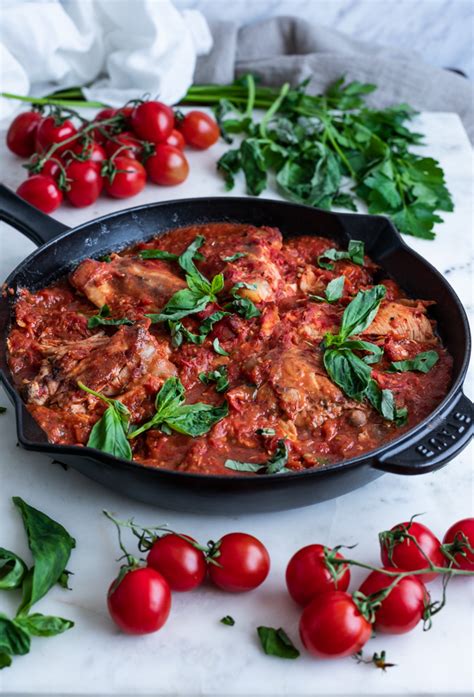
[6,101,220,214]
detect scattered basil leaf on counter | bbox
[222,252,247,262]
[12,497,76,615]
[87,304,134,329]
[0,406,6,414]
[128,376,228,439]
[199,366,229,393]
[225,440,289,474]
[310,275,345,304]
[77,382,132,460]
[213,338,229,356]
[14,614,74,637]
[257,626,300,659]
[0,652,12,669]
[318,240,365,270]
[0,548,27,590]
[0,615,31,658]
[388,350,439,374]
[220,615,235,626]
[57,569,73,590]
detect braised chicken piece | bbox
[363,300,435,342]
[69,256,186,314]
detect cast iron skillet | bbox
[0,184,472,513]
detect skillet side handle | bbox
[374,393,473,475]
[0,183,69,246]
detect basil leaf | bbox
[0,652,12,669]
[257,626,300,659]
[339,285,386,339]
[256,428,276,436]
[165,403,229,437]
[147,288,212,323]
[0,614,30,657]
[14,613,74,637]
[0,548,27,590]
[318,240,365,270]
[87,304,133,329]
[154,375,185,414]
[12,497,76,615]
[222,252,247,262]
[338,339,384,364]
[388,350,439,373]
[213,338,229,356]
[310,276,345,304]
[225,440,289,474]
[220,615,235,626]
[323,348,372,400]
[78,382,132,460]
[225,284,261,319]
[199,366,229,393]
[139,248,204,262]
[366,380,408,425]
[178,235,206,279]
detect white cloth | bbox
[0,0,213,118]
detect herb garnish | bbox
[310,276,345,304]
[77,382,132,460]
[318,240,365,270]
[169,311,229,348]
[225,440,289,474]
[213,338,229,356]
[388,350,439,374]
[199,365,229,393]
[222,252,247,262]
[257,626,300,659]
[225,283,261,319]
[220,615,235,626]
[87,304,134,329]
[256,428,276,436]
[128,376,228,439]
[139,248,204,262]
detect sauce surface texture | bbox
[7,223,452,474]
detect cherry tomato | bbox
[147,534,206,591]
[6,111,42,157]
[165,129,185,150]
[17,175,62,213]
[299,591,372,658]
[107,567,171,635]
[103,155,146,199]
[35,116,78,155]
[92,108,118,143]
[442,518,474,570]
[65,160,103,207]
[178,110,219,149]
[286,544,351,607]
[208,533,270,592]
[131,101,174,143]
[105,132,143,160]
[380,520,445,583]
[71,139,107,166]
[145,145,189,186]
[28,155,62,180]
[359,568,428,634]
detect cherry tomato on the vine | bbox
[65,160,103,207]
[443,518,474,570]
[105,132,144,160]
[35,116,78,155]
[178,110,219,149]
[286,544,351,607]
[299,591,372,658]
[71,139,107,166]
[107,566,171,635]
[17,175,63,213]
[208,532,270,592]
[359,568,428,634]
[131,101,174,143]
[145,145,189,186]
[28,155,62,180]
[103,155,146,199]
[380,520,445,583]
[147,534,207,592]
[165,129,186,150]
[91,108,118,143]
[6,111,42,157]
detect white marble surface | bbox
[176,0,474,78]
[0,110,473,696]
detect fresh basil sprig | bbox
[0,549,27,590]
[388,350,439,374]
[318,240,365,270]
[257,626,300,659]
[199,365,229,393]
[169,311,230,348]
[225,440,289,474]
[78,382,132,460]
[128,376,228,439]
[87,304,134,329]
[310,275,345,304]
[225,283,261,319]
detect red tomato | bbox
[178,111,219,149]
[165,129,185,150]
[17,175,62,213]
[6,111,42,157]
[107,567,171,635]
[103,156,146,199]
[208,533,270,592]
[131,101,174,143]
[299,591,372,658]
[71,139,107,166]
[145,145,189,186]
[65,160,103,207]
[35,116,78,155]
[28,155,62,180]
[286,544,351,607]
[105,132,143,160]
[442,518,474,570]
[147,534,206,592]
[380,520,445,583]
[92,107,118,143]
[359,568,428,634]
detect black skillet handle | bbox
[374,392,473,475]
[0,183,69,246]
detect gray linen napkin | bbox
[195,16,474,143]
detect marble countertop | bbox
[0,111,472,697]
